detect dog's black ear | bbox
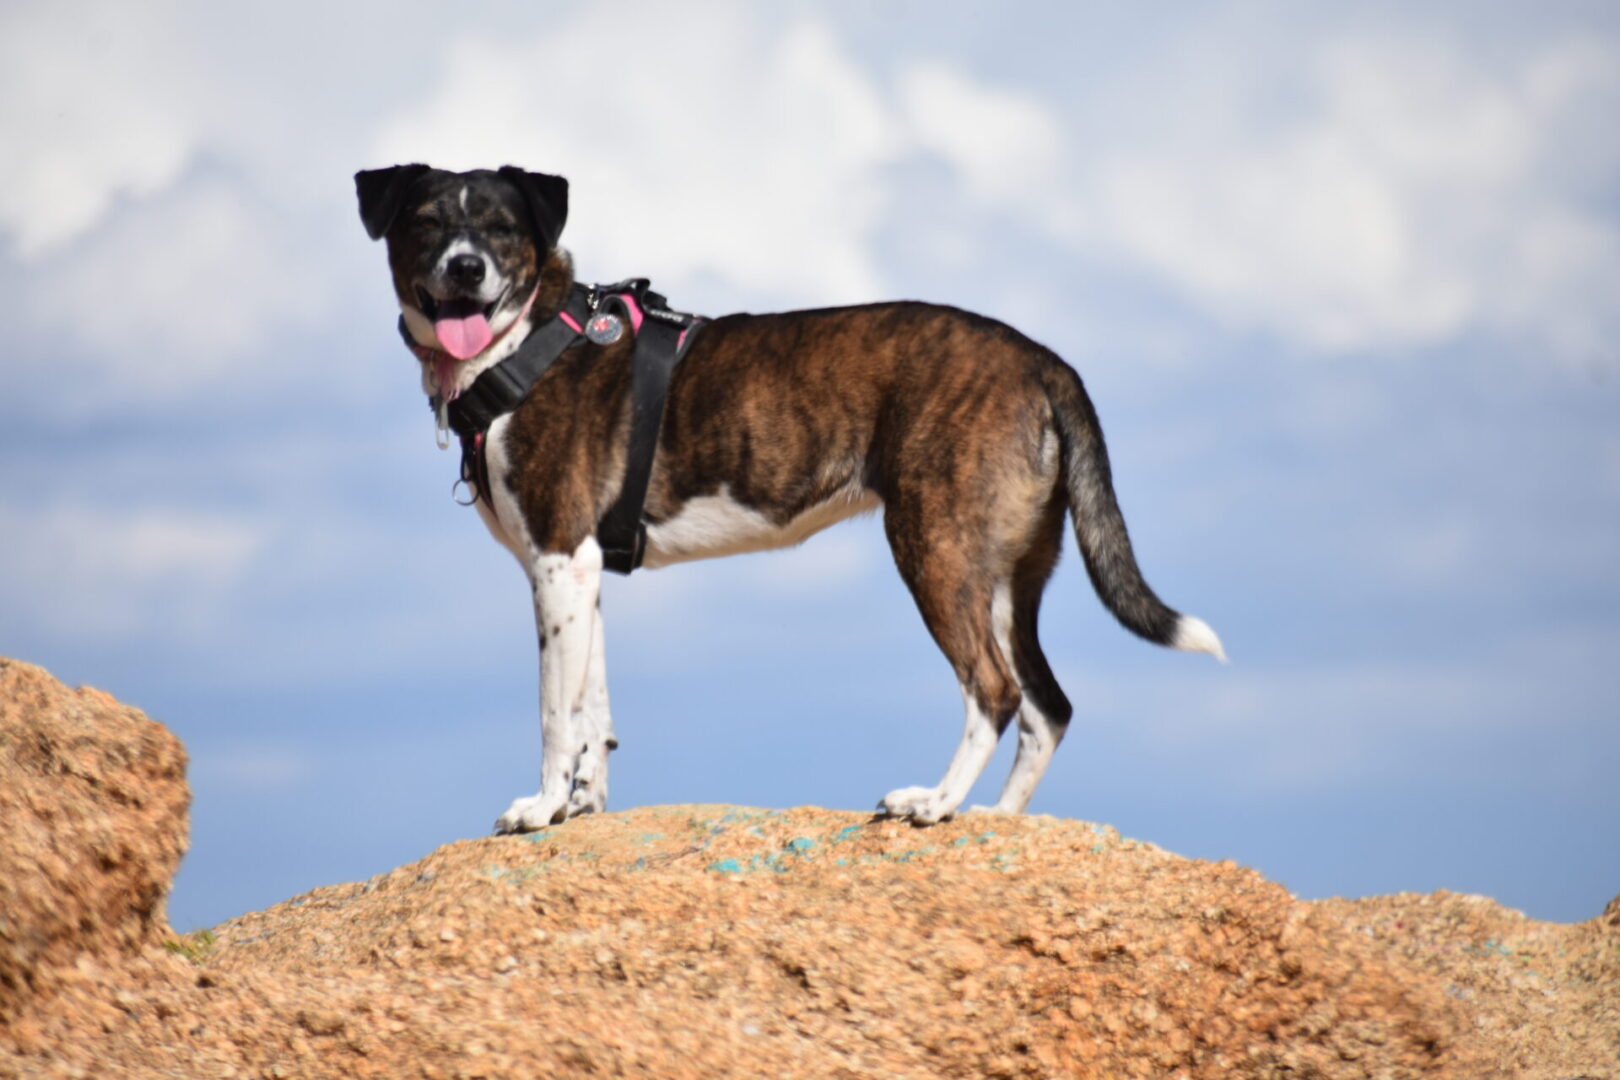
[355,164,432,240]
[498,167,569,252]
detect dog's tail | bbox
[1041,361,1226,662]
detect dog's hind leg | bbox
[877,505,1023,825]
[495,535,603,833]
[972,504,1075,815]
[566,600,615,816]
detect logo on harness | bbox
[585,312,624,345]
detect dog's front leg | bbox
[565,601,614,816]
[494,536,603,833]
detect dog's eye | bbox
[411,213,443,230]
[485,222,517,237]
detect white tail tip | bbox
[1173,615,1228,664]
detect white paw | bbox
[493,792,568,834]
[564,747,608,816]
[877,785,956,825]
[566,782,606,816]
[965,804,1013,815]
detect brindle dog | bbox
[356,164,1224,833]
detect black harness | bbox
[408,278,704,575]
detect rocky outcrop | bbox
[1,659,1615,1079]
[0,659,188,1024]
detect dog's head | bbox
[355,164,569,361]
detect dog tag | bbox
[585,311,624,345]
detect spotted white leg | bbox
[879,684,1005,824]
[494,536,603,833]
[566,601,614,816]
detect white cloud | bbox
[1060,639,1619,794]
[0,0,396,411]
[369,9,904,304]
[1059,27,1620,358]
[4,1,1618,427]
[0,501,264,636]
[0,0,198,258]
[14,179,342,400]
[190,743,316,792]
[898,61,1063,202]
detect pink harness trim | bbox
[618,292,645,334]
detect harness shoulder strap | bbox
[445,285,593,439]
[596,312,686,574]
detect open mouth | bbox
[414,286,502,323]
[415,286,507,360]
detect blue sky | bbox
[2,1,1616,930]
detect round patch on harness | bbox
[585,312,624,345]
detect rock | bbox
[0,659,188,1024]
[2,658,1616,1079]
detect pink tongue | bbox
[435,313,493,360]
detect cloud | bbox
[10,178,346,407]
[190,742,316,793]
[0,0,198,258]
[898,61,1064,202]
[0,500,264,637]
[1061,636,1620,795]
[0,0,400,414]
[1058,26,1620,359]
[9,0,1613,429]
[369,9,904,304]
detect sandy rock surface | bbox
[1,659,1615,1079]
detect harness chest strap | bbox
[415,281,704,575]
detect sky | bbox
[2,0,1616,930]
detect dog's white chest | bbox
[641,484,879,568]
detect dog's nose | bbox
[447,253,486,288]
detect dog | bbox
[355,164,1224,833]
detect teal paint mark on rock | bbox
[745,852,792,874]
[708,858,744,875]
[893,847,935,863]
